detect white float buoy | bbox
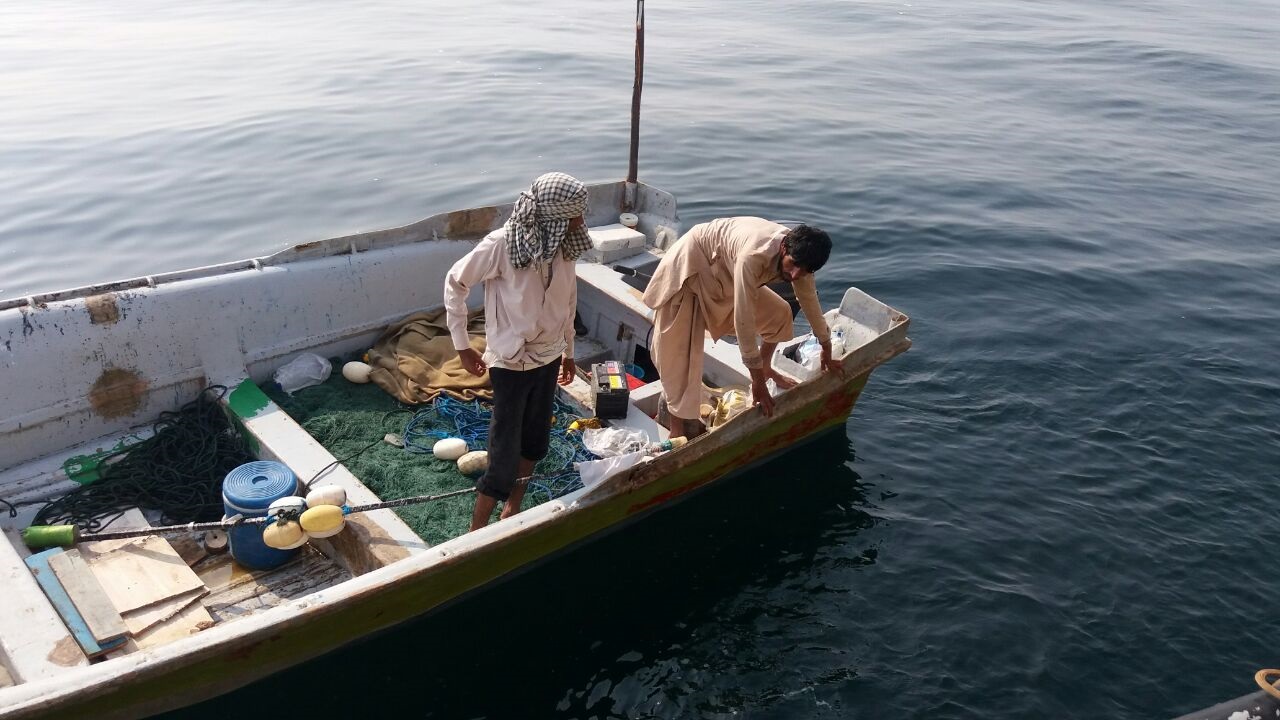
[266,496,307,520]
[306,484,347,508]
[342,361,373,383]
[619,212,639,228]
[457,450,489,476]
[433,437,468,460]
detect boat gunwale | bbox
[0,180,676,313]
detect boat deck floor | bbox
[171,537,347,624]
[263,337,673,548]
[0,293,748,681]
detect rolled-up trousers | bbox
[475,359,559,501]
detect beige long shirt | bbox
[444,228,576,370]
[642,216,830,369]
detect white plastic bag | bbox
[798,336,823,373]
[706,388,751,429]
[576,450,648,489]
[773,335,819,382]
[581,427,651,457]
[273,353,332,395]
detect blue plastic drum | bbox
[222,461,299,570]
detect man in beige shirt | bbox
[642,218,841,438]
[444,172,590,530]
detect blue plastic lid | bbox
[222,461,298,511]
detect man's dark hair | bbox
[783,225,832,272]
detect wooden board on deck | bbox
[24,549,128,659]
[0,528,89,680]
[70,512,217,654]
[46,548,127,645]
[132,593,214,649]
[122,587,210,636]
[198,544,348,622]
[79,535,206,614]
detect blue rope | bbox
[525,471,585,506]
[403,396,494,453]
[402,396,598,498]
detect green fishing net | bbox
[264,359,592,546]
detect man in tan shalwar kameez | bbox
[642,217,841,438]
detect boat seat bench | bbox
[0,526,90,684]
[222,380,429,574]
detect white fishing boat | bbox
[0,5,910,718]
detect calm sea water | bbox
[6,1,1280,717]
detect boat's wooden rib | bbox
[195,546,348,622]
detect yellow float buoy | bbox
[262,520,308,550]
[300,504,346,538]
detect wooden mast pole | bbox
[626,0,645,190]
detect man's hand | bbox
[757,340,794,396]
[458,347,487,377]
[750,369,775,417]
[558,356,576,385]
[820,341,843,375]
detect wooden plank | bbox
[132,596,215,650]
[23,549,127,659]
[105,590,217,657]
[80,535,206,613]
[197,545,347,622]
[0,528,89,680]
[47,548,127,645]
[77,509,218,653]
[121,587,208,636]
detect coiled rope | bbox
[1255,669,1280,701]
[32,386,255,532]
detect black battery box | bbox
[591,361,631,419]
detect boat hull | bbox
[1,365,886,720]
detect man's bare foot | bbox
[657,394,672,425]
[669,415,687,438]
[670,416,706,440]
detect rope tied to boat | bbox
[32,385,255,532]
[1255,669,1280,701]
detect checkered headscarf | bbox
[504,172,592,269]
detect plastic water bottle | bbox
[831,329,846,357]
[799,336,823,371]
[647,436,689,454]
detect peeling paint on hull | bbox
[87,368,147,419]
